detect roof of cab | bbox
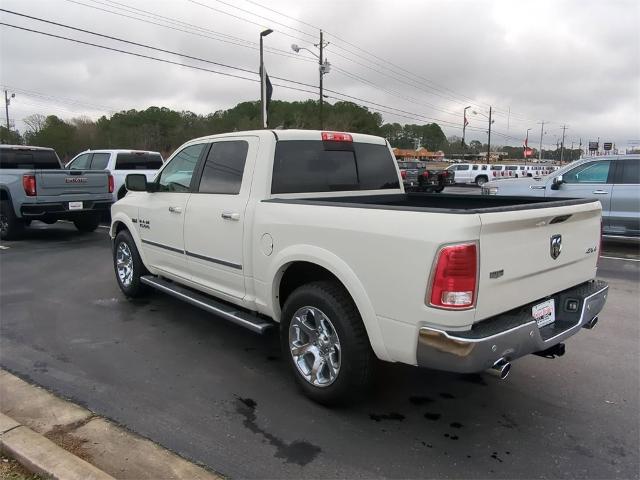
[0,145,55,151]
[186,129,387,145]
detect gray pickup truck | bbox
[482,154,640,239]
[0,145,114,240]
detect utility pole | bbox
[462,106,470,147]
[560,125,567,164]
[486,106,492,162]
[4,90,14,134]
[319,30,324,129]
[538,121,545,161]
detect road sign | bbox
[588,141,599,151]
[603,142,612,151]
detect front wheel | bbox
[475,176,488,186]
[433,186,445,193]
[281,281,375,405]
[73,214,100,233]
[113,230,149,298]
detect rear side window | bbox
[491,165,503,170]
[0,149,61,169]
[472,165,478,170]
[115,152,163,170]
[272,141,399,194]
[90,153,110,170]
[457,165,469,171]
[198,141,249,194]
[618,159,640,184]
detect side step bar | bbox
[140,275,275,334]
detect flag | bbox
[261,66,273,128]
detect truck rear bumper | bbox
[21,201,112,218]
[416,279,608,373]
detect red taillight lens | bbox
[22,174,36,196]
[401,170,407,179]
[429,243,477,309]
[421,171,429,178]
[108,174,115,193]
[321,131,353,142]
[493,171,497,177]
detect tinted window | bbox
[564,161,611,184]
[158,144,205,192]
[90,153,110,170]
[198,141,249,194]
[457,165,470,171]
[481,165,488,170]
[491,165,503,170]
[115,152,163,170]
[68,153,91,170]
[618,159,640,184]
[272,141,399,194]
[472,165,478,170]
[506,166,517,170]
[0,149,61,169]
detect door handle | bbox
[168,206,183,213]
[221,212,240,221]
[592,190,609,195]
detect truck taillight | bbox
[421,171,430,178]
[321,131,353,142]
[428,243,477,309]
[23,174,37,196]
[108,174,115,193]
[401,170,407,179]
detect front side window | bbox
[564,161,611,184]
[158,144,205,192]
[90,153,110,170]
[198,141,249,194]
[68,153,91,169]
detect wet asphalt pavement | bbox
[0,220,638,479]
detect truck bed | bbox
[266,192,597,213]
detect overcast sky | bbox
[1,0,638,149]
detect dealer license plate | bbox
[68,201,83,210]
[532,299,555,328]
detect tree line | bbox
[0,99,576,162]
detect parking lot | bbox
[1,209,638,479]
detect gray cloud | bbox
[1,0,638,149]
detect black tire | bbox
[0,200,24,240]
[73,214,100,233]
[433,186,445,193]
[475,176,488,186]
[113,230,149,298]
[281,280,375,406]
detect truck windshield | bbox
[272,141,400,194]
[115,152,163,170]
[0,149,61,169]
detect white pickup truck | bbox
[67,149,163,202]
[110,130,608,404]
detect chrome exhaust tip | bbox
[583,316,598,330]
[486,358,511,380]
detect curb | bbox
[0,412,114,480]
[0,369,222,480]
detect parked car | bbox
[67,149,163,202]
[482,154,640,238]
[0,145,114,239]
[111,130,607,404]
[397,161,452,192]
[446,163,491,185]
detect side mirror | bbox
[125,173,149,192]
[550,175,564,190]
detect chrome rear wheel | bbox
[116,242,134,287]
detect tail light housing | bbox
[23,174,37,196]
[428,243,478,309]
[421,171,430,178]
[400,170,407,179]
[108,174,115,193]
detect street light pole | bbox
[319,30,324,129]
[259,29,273,129]
[538,121,545,161]
[486,106,492,163]
[525,127,532,164]
[291,35,330,129]
[560,124,568,164]
[4,90,14,134]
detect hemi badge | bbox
[489,269,504,279]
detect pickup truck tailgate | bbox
[35,170,109,198]
[475,200,601,321]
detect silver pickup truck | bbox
[0,145,114,240]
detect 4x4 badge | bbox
[550,234,562,260]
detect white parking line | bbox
[600,255,640,263]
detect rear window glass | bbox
[272,141,399,194]
[115,152,163,170]
[0,149,61,169]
